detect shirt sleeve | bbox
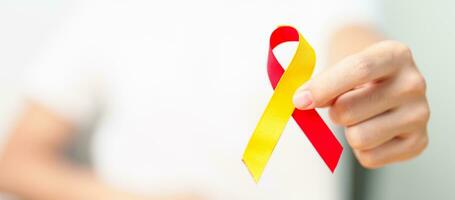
[21,11,105,128]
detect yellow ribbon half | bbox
[242,26,316,183]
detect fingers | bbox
[329,69,426,126]
[294,41,412,110]
[353,129,429,169]
[343,98,430,150]
[291,39,429,168]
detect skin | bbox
[0,102,109,200]
[0,102,203,200]
[0,24,429,199]
[293,25,430,168]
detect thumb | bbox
[292,81,316,110]
[292,80,337,110]
[293,42,403,110]
[293,56,366,110]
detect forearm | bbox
[328,24,384,65]
[0,154,114,200]
[0,103,117,200]
[0,103,187,200]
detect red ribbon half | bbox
[268,26,343,172]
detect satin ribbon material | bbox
[243,26,343,183]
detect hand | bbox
[293,40,430,168]
[157,193,207,200]
[112,193,205,200]
[105,187,206,200]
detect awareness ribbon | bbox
[242,26,343,182]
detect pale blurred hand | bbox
[293,40,430,168]
[106,187,206,200]
[154,193,206,200]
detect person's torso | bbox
[77,1,345,199]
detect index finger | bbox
[294,41,405,109]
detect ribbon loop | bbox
[243,26,343,183]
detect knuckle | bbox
[356,151,380,169]
[395,42,413,59]
[402,73,427,97]
[384,40,413,60]
[419,134,429,153]
[424,107,431,123]
[406,103,430,126]
[408,133,429,157]
[353,57,374,82]
[346,127,371,149]
[420,104,431,124]
[405,112,422,127]
[415,74,427,94]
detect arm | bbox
[0,102,206,200]
[327,24,383,65]
[0,102,123,199]
[293,24,430,168]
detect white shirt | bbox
[23,1,378,199]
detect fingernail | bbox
[293,90,314,110]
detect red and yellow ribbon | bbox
[243,26,343,182]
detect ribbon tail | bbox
[292,109,343,172]
[242,92,296,182]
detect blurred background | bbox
[0,0,454,199]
